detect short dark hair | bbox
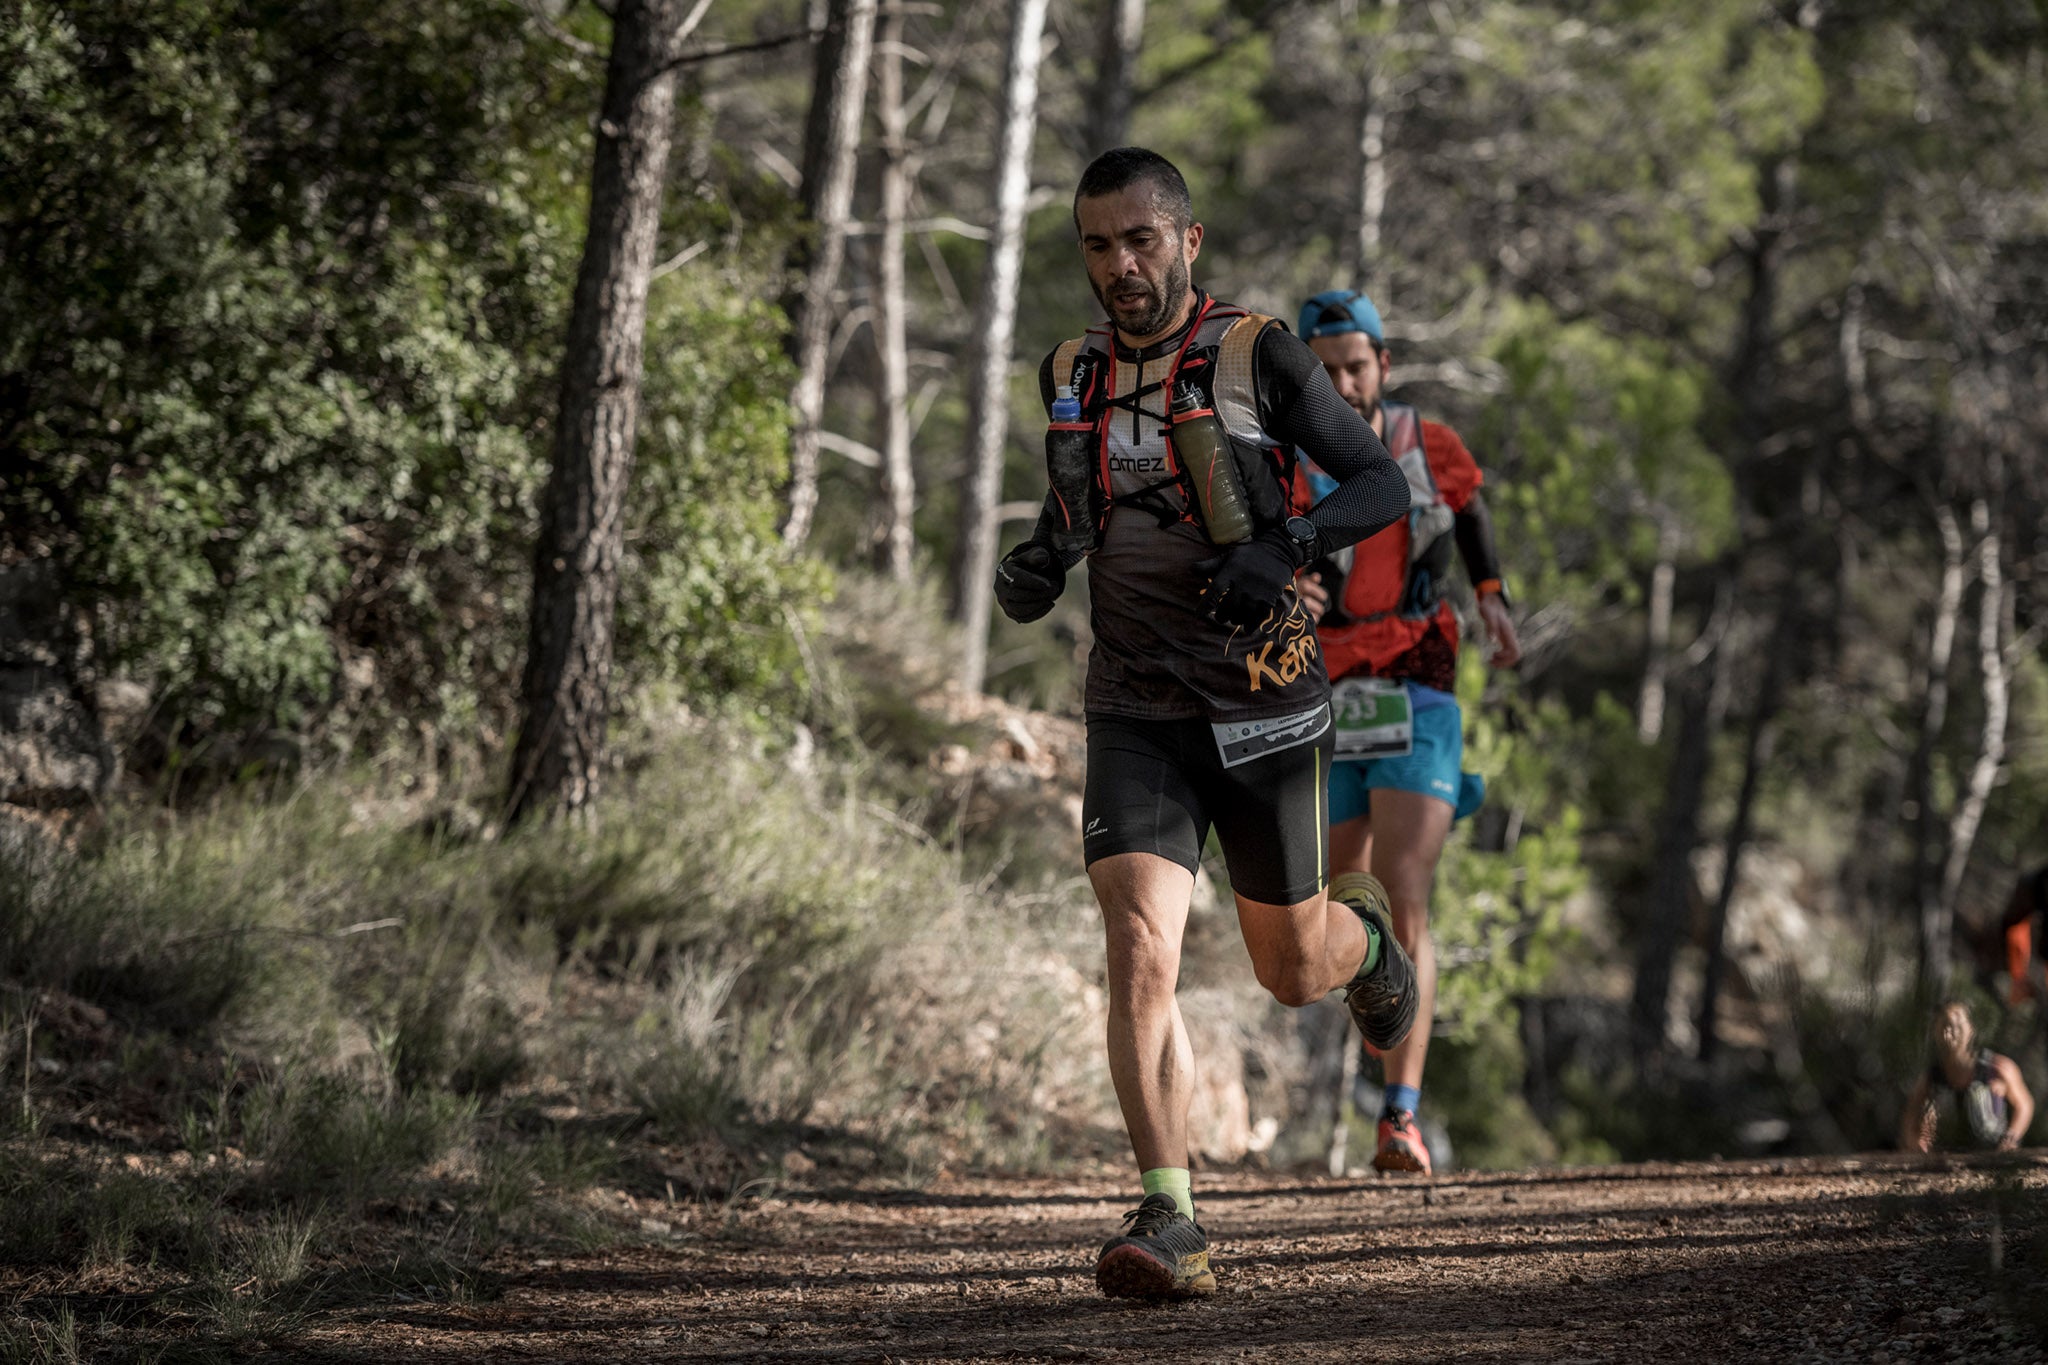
[1072,146,1193,234]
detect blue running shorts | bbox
[1327,683,1485,825]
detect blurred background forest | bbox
[6,0,2048,1336]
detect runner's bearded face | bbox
[1076,184,1202,347]
[1309,331,1391,426]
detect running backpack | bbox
[1047,298,1303,551]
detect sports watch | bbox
[1282,515,1320,565]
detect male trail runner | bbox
[992,149,1420,1299]
[1294,289,1522,1174]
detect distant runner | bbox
[1900,1001,2033,1153]
[993,148,1419,1299]
[1997,864,2048,1004]
[1293,289,1523,1174]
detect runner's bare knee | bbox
[1240,917,1328,1007]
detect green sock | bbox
[1140,1166,1194,1220]
[1332,879,1382,978]
[1356,919,1381,977]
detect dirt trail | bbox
[287,1155,2047,1363]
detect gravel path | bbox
[284,1154,2048,1363]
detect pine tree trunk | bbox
[1654,144,1788,1046]
[952,0,1050,694]
[508,0,686,825]
[782,0,878,547]
[1912,502,1966,993]
[873,4,915,580]
[1088,0,1145,154]
[1697,598,1795,1061]
[1630,641,1723,1062]
[1941,500,2008,925]
[1637,514,1680,743]
[1352,73,1389,290]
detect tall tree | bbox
[782,0,879,547]
[1636,515,1681,743]
[1907,499,1966,988]
[872,0,916,579]
[508,0,701,823]
[1347,0,1400,292]
[1630,609,1727,1062]
[1088,0,1145,154]
[952,0,1051,694]
[1942,497,2009,926]
[1697,590,1797,1061]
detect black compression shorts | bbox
[1082,712,1333,906]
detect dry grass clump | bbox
[0,675,1123,1354]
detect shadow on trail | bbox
[263,1235,2038,1365]
[384,1177,2017,1304]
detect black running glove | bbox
[993,541,1065,623]
[1197,529,1303,627]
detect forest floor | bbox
[258,1153,2046,1364]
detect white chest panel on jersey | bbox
[1102,353,1177,500]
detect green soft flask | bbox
[1045,385,1097,557]
[1169,380,1253,544]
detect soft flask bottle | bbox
[1169,381,1253,544]
[1044,386,1097,557]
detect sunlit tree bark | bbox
[1349,2,1397,291]
[783,0,878,547]
[1910,502,1966,992]
[1637,514,1679,743]
[952,0,1050,694]
[1940,500,2008,932]
[873,1,915,579]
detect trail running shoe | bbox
[1331,871,1418,1053]
[1374,1108,1432,1173]
[1095,1193,1217,1299]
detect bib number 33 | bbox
[1331,678,1413,761]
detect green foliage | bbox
[2,1,576,736]
[1,0,815,749]
[1422,1017,1562,1170]
[1478,299,1733,616]
[1422,653,1589,1040]
[624,286,825,704]
[1129,2,1273,207]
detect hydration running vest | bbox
[1049,298,1303,551]
[1308,399,1457,627]
[1929,1050,2009,1147]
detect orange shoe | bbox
[1373,1109,1432,1173]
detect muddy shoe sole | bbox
[1095,1244,1217,1299]
[1332,872,1418,1052]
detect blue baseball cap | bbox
[1298,289,1384,344]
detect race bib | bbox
[1330,677,1413,761]
[1211,704,1330,770]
